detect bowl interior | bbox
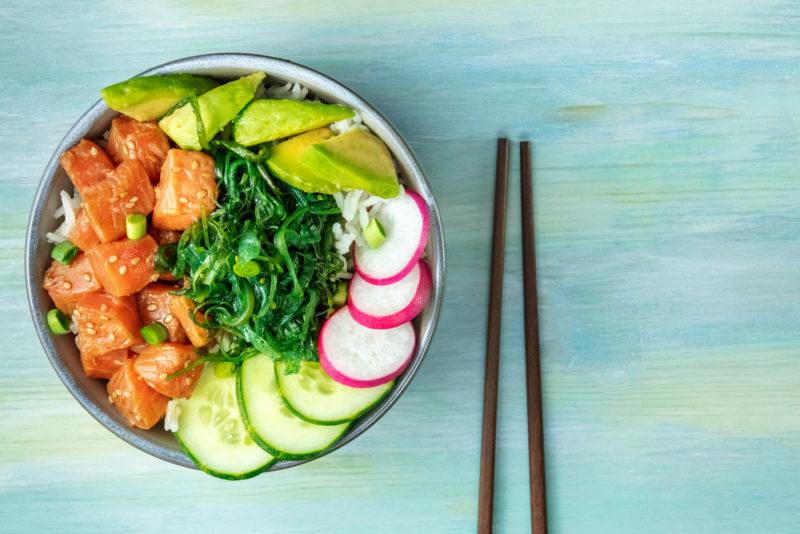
[26,54,445,471]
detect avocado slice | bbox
[158,72,266,150]
[266,128,339,194]
[300,128,400,198]
[100,74,218,122]
[233,99,354,146]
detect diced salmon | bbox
[60,139,114,191]
[136,284,187,343]
[134,343,202,398]
[42,254,102,314]
[107,359,168,429]
[87,235,159,297]
[80,348,131,379]
[106,116,171,183]
[169,295,209,347]
[69,207,101,251]
[74,293,142,357]
[81,160,155,242]
[153,149,218,231]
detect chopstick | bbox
[478,138,510,534]
[521,141,548,533]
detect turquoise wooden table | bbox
[3,1,800,532]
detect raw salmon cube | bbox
[81,159,155,242]
[60,139,114,191]
[106,116,170,183]
[107,359,168,429]
[87,235,159,297]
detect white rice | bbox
[330,111,367,135]
[164,400,181,432]
[47,189,81,243]
[264,81,309,101]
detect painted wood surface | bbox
[2,1,800,532]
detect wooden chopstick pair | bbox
[478,139,547,534]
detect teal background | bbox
[3,1,800,532]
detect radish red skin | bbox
[347,261,432,329]
[318,308,417,388]
[354,190,430,286]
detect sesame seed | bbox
[196,190,208,199]
[119,191,128,198]
[173,166,182,173]
[86,322,94,328]
[109,333,116,341]
[112,389,121,398]
[147,303,158,312]
[114,360,124,365]
[178,196,189,204]
[159,373,168,380]
[129,196,138,204]
[62,281,72,289]
[108,396,113,403]
[130,256,141,265]
[82,273,91,282]
[108,255,118,264]
[191,160,199,170]
[118,265,128,275]
[135,415,142,422]
[86,328,96,335]
[123,391,131,398]
[164,314,173,323]
[99,315,109,321]
[151,274,159,281]
[100,304,108,311]
[90,147,99,156]
[126,140,136,150]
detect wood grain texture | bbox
[2,0,800,532]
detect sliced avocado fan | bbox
[159,72,266,150]
[100,74,219,122]
[266,128,339,194]
[234,99,354,146]
[300,128,400,199]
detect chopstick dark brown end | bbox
[521,140,548,533]
[477,138,510,534]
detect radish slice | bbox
[348,261,432,329]
[354,190,429,285]
[318,307,416,388]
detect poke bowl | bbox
[25,53,445,477]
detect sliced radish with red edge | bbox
[354,190,429,285]
[318,307,416,388]
[348,261,432,329]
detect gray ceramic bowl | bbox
[25,53,445,472]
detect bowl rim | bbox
[24,53,446,472]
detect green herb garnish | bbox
[169,141,345,373]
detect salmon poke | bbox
[40,71,432,478]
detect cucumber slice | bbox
[276,361,394,425]
[238,354,350,459]
[175,364,274,479]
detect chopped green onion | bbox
[154,243,177,273]
[332,281,348,306]
[214,361,235,378]
[47,308,71,335]
[51,241,78,265]
[126,213,147,240]
[140,322,168,345]
[233,259,260,278]
[363,217,386,249]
